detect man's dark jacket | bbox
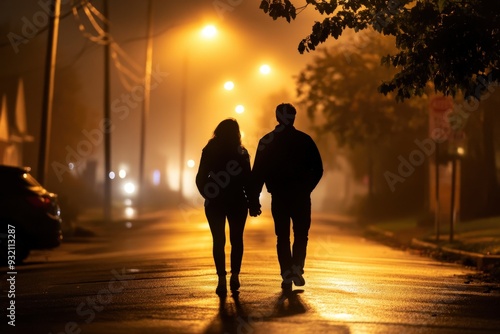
[252,125,323,196]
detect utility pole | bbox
[138,0,154,213]
[449,155,457,242]
[179,53,188,203]
[103,0,112,223]
[38,0,61,185]
[435,143,440,242]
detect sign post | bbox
[429,96,453,242]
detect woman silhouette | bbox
[196,118,254,295]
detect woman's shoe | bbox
[216,276,227,296]
[230,274,240,291]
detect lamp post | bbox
[178,24,218,202]
[138,0,154,213]
[178,52,188,202]
[38,0,61,185]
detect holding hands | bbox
[248,202,262,217]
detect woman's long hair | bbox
[208,118,242,151]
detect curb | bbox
[412,238,500,270]
[366,225,500,271]
[366,225,396,239]
[66,209,170,240]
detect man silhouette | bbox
[250,103,323,291]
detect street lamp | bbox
[179,24,218,202]
[201,25,217,38]
[235,104,245,114]
[224,81,235,90]
[259,64,271,75]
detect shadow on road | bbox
[204,292,252,334]
[203,290,309,333]
[273,290,307,317]
[203,289,352,333]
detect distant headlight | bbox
[123,182,136,195]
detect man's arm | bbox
[306,136,323,192]
[248,141,267,216]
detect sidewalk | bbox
[364,215,500,279]
[63,206,180,238]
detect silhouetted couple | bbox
[196,103,323,296]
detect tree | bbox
[260,0,500,101]
[296,31,426,146]
[295,30,428,216]
[458,90,500,219]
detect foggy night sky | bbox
[0,0,340,198]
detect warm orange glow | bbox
[201,25,217,39]
[259,64,271,75]
[123,182,136,194]
[118,169,127,179]
[235,104,245,114]
[224,81,235,90]
[124,207,136,218]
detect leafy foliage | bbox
[296,31,426,147]
[260,0,500,101]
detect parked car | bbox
[0,165,62,263]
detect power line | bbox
[73,0,144,90]
[0,2,84,49]
[3,0,157,91]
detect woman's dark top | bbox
[196,140,252,206]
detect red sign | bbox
[429,95,454,140]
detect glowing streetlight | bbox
[235,104,245,114]
[124,182,136,195]
[179,24,218,202]
[259,64,271,75]
[187,159,195,168]
[118,169,127,179]
[124,207,135,218]
[201,24,217,39]
[224,81,235,91]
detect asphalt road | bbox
[2,208,500,334]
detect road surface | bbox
[2,208,499,334]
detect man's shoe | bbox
[292,273,305,287]
[281,280,292,293]
[230,274,240,291]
